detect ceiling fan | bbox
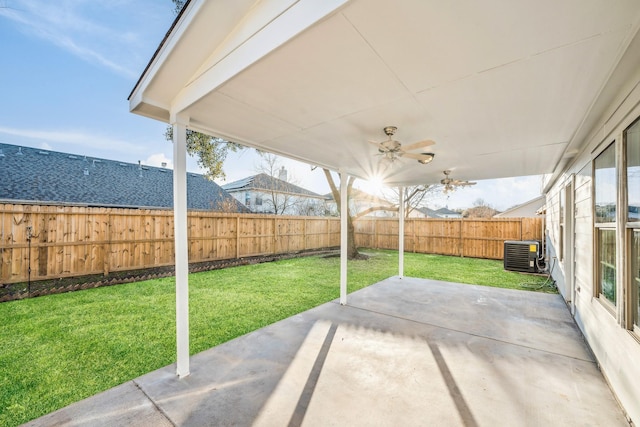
[441,170,477,193]
[368,126,435,164]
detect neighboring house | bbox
[0,143,248,212]
[325,188,396,218]
[409,207,443,218]
[494,196,545,218]
[222,169,327,215]
[434,207,462,218]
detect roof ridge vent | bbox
[68,155,78,159]
[38,150,49,155]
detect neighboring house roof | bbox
[415,207,443,218]
[435,207,461,216]
[222,173,326,199]
[0,143,249,212]
[494,195,545,218]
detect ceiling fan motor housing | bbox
[383,126,397,136]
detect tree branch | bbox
[353,205,399,220]
[323,169,340,207]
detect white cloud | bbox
[0,125,141,154]
[0,0,158,79]
[145,152,172,169]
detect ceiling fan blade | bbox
[401,139,435,152]
[402,152,432,160]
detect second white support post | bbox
[398,186,404,279]
[340,171,348,305]
[173,120,190,378]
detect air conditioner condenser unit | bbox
[504,240,542,273]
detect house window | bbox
[255,194,263,206]
[598,229,616,304]
[626,118,640,330]
[594,142,617,306]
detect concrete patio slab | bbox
[24,277,629,426]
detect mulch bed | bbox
[0,248,339,302]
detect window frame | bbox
[593,141,618,312]
[625,116,640,334]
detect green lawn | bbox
[0,250,550,426]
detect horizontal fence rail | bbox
[1,204,543,284]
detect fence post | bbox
[303,218,307,251]
[236,216,240,259]
[374,219,378,249]
[459,218,464,257]
[273,217,277,254]
[326,218,330,249]
[103,212,111,276]
[412,219,416,253]
[520,219,523,240]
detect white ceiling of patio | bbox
[130,0,640,186]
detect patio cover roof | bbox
[128,0,640,378]
[130,0,640,186]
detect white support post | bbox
[398,186,404,279]
[340,172,348,305]
[173,120,190,378]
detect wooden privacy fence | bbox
[1,204,543,284]
[354,217,543,259]
[0,204,340,285]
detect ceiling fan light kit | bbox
[417,153,435,164]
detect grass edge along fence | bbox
[1,203,543,287]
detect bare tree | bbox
[323,169,361,258]
[254,153,304,215]
[464,199,500,218]
[382,184,442,218]
[210,193,245,213]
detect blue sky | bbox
[0,0,543,211]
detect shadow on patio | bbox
[26,277,628,426]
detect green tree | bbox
[172,0,186,15]
[165,0,244,181]
[164,127,243,181]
